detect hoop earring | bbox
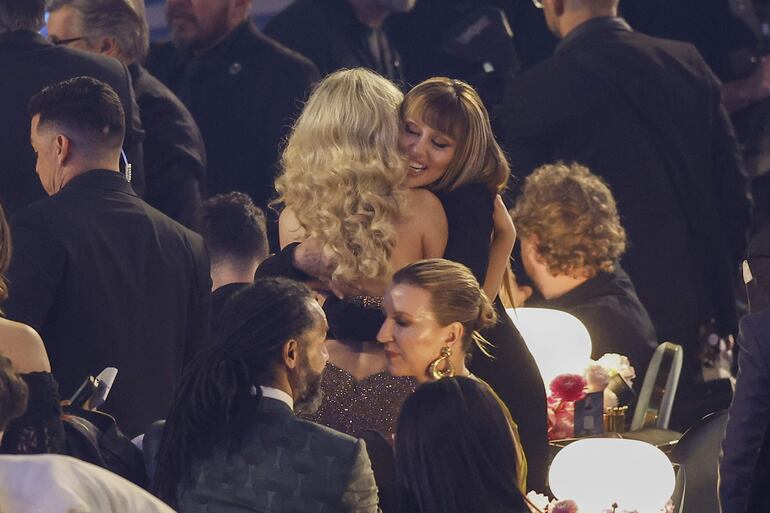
[428,346,454,381]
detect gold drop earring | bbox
[428,346,454,380]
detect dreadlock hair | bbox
[153,278,318,506]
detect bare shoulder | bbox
[0,319,51,373]
[278,207,307,248]
[404,188,444,215]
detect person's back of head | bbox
[0,353,28,443]
[0,0,45,32]
[395,376,527,513]
[28,76,126,194]
[275,68,406,290]
[512,161,626,280]
[153,277,326,506]
[202,192,268,288]
[46,0,149,64]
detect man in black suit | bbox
[720,228,770,513]
[146,0,319,217]
[264,0,414,82]
[503,0,749,387]
[156,278,379,513]
[4,77,211,437]
[46,0,207,231]
[0,0,144,215]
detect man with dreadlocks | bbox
[153,278,380,513]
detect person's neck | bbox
[190,21,243,57]
[347,0,389,28]
[559,9,617,39]
[535,272,590,300]
[266,371,294,402]
[59,164,119,189]
[211,261,257,291]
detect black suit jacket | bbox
[146,22,319,211]
[4,170,211,436]
[177,396,379,513]
[0,30,145,214]
[504,18,749,374]
[130,64,206,231]
[720,308,770,513]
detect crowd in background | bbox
[0,0,767,512]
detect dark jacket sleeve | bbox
[4,208,67,332]
[339,439,380,513]
[719,312,770,513]
[121,64,146,197]
[184,235,212,365]
[264,7,330,75]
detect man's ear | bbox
[283,338,300,370]
[98,36,120,59]
[55,134,71,167]
[553,0,566,16]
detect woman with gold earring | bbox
[377,258,528,490]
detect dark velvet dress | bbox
[437,183,549,493]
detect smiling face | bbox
[377,282,456,382]
[398,116,456,189]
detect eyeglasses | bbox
[50,36,89,46]
[532,0,544,8]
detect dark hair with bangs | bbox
[400,77,510,194]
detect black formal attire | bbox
[504,17,749,383]
[0,30,144,215]
[438,183,548,493]
[146,22,318,213]
[264,0,405,82]
[211,282,248,326]
[130,64,206,231]
[1,372,64,455]
[176,393,379,513]
[5,170,211,437]
[720,307,770,513]
[259,183,549,492]
[528,266,658,385]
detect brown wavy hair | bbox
[511,162,627,277]
[400,77,509,194]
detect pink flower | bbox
[550,374,587,402]
[551,499,579,513]
[585,364,610,392]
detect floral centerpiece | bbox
[546,354,635,440]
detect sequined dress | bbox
[300,362,416,439]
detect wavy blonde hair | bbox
[401,77,510,194]
[275,68,406,289]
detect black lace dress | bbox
[1,372,65,454]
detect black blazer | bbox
[146,22,319,211]
[0,30,145,215]
[177,396,380,513]
[720,308,770,513]
[4,170,211,437]
[504,18,749,372]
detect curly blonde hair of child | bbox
[274,68,407,290]
[511,162,627,278]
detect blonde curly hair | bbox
[511,162,627,278]
[274,68,406,290]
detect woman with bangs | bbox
[398,77,549,492]
[271,68,448,440]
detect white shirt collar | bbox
[258,385,294,410]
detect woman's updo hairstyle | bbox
[392,259,496,354]
[400,77,510,194]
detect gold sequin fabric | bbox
[300,362,417,439]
